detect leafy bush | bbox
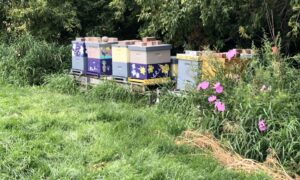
[0,34,70,86]
[44,74,79,95]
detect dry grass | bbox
[176,130,299,180]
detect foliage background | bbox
[0,0,299,52]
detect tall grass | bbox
[85,81,148,105]
[158,39,300,174]
[44,74,79,95]
[0,34,70,86]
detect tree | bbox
[136,0,204,50]
[6,0,80,42]
[1,0,300,53]
[0,1,10,37]
[3,0,141,42]
[136,0,300,53]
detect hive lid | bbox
[85,37,102,42]
[112,44,129,48]
[85,41,118,47]
[128,44,172,51]
[75,37,85,42]
[72,41,86,45]
[176,54,200,61]
[112,40,137,47]
[185,50,201,56]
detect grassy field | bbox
[0,83,269,179]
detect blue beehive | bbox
[71,38,87,74]
[176,53,201,90]
[112,61,131,78]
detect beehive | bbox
[129,63,170,80]
[176,53,201,90]
[71,38,87,74]
[200,49,253,79]
[87,58,113,76]
[176,48,255,90]
[128,39,172,81]
[112,40,137,78]
[170,56,178,81]
[85,37,118,76]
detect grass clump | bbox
[44,74,79,95]
[86,81,147,105]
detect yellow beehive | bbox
[112,46,130,63]
[200,54,225,79]
[200,51,251,79]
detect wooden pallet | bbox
[85,74,113,80]
[126,78,169,93]
[70,69,85,76]
[112,76,128,83]
[71,74,110,87]
[128,77,171,85]
[71,74,170,94]
[86,71,101,78]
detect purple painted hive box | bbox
[87,58,112,76]
[130,63,170,80]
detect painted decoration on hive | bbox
[130,63,170,79]
[100,47,112,59]
[72,42,86,57]
[87,58,112,75]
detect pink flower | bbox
[215,86,224,94]
[226,49,237,61]
[215,101,225,112]
[258,119,267,132]
[214,82,221,89]
[214,82,223,94]
[208,95,217,103]
[197,81,210,90]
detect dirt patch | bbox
[175,130,299,180]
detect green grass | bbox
[0,84,269,179]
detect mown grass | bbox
[0,84,269,179]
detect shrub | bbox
[0,34,70,86]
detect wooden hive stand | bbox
[128,77,170,94]
[112,76,128,84]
